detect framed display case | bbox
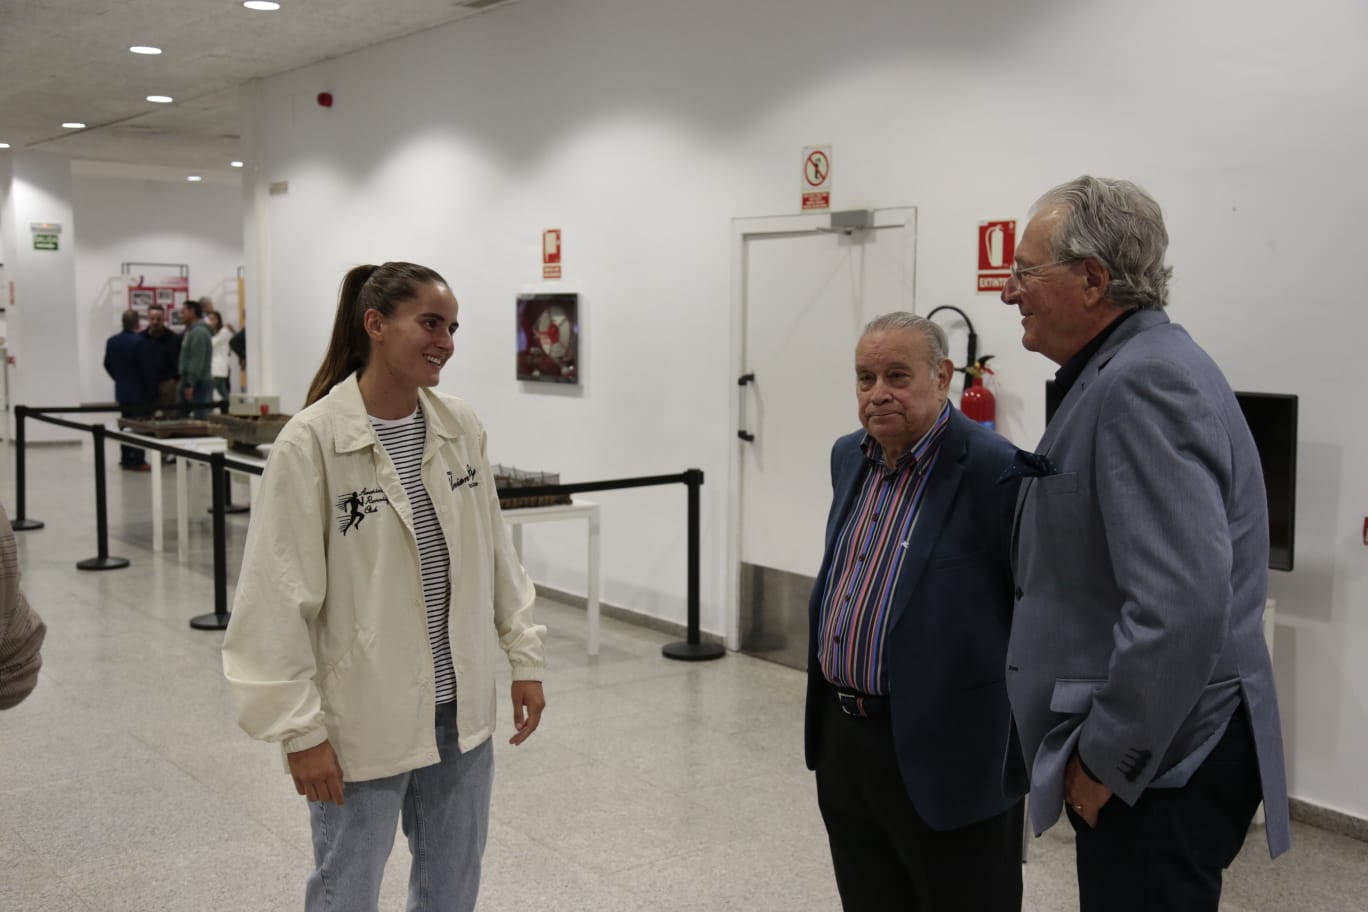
[516,292,578,384]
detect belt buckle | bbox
[836,691,866,718]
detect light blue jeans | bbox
[305,702,493,912]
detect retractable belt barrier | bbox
[10,404,721,660]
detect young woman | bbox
[223,262,547,912]
[205,309,235,401]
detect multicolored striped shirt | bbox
[818,401,950,695]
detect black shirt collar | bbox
[1053,308,1138,398]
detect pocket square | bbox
[997,449,1058,485]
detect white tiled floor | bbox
[2,440,1365,910]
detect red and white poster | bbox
[801,145,831,211]
[542,228,562,280]
[127,273,190,324]
[976,220,1015,293]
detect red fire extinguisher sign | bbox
[543,229,562,280]
[976,220,1015,293]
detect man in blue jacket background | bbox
[104,309,151,471]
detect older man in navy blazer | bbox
[805,313,1025,911]
[1002,176,1290,911]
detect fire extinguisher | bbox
[961,355,996,431]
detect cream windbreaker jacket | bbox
[222,374,546,782]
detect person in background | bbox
[1001,175,1289,911]
[228,324,247,373]
[222,261,547,912]
[805,312,1025,911]
[104,309,152,471]
[206,310,235,401]
[177,299,214,417]
[0,504,45,710]
[139,303,181,414]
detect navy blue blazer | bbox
[103,331,150,406]
[804,406,1026,831]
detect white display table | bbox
[502,500,601,657]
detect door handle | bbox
[738,373,756,443]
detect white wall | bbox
[0,151,83,441]
[244,0,1368,817]
[71,164,243,404]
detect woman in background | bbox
[222,261,547,912]
[206,309,235,401]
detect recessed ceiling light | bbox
[147,95,174,104]
[0,143,10,149]
[230,161,244,168]
[242,1,281,10]
[187,175,203,182]
[62,122,87,129]
[129,46,162,55]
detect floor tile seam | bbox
[494,763,673,808]
[586,829,796,882]
[512,766,785,836]
[490,783,772,834]
[637,769,817,818]
[532,736,805,788]
[546,664,718,694]
[492,747,600,776]
[4,826,98,909]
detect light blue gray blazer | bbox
[1006,308,1290,857]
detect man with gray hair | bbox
[804,312,1026,910]
[1001,176,1290,910]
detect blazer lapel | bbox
[1011,309,1172,562]
[884,413,968,632]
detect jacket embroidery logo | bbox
[448,464,479,490]
[336,487,388,535]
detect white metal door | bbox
[729,208,916,663]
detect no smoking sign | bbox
[802,144,831,211]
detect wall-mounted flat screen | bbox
[1044,382,1297,572]
[1234,392,1297,572]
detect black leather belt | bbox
[829,682,890,719]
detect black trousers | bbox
[815,685,1023,912]
[1068,707,1263,912]
[118,404,151,466]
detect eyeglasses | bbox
[1008,258,1078,285]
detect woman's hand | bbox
[509,681,546,745]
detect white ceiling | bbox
[0,0,520,176]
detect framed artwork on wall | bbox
[516,292,579,384]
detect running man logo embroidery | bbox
[448,464,478,490]
[336,487,387,535]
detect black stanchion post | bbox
[216,467,250,515]
[663,468,724,661]
[77,424,130,571]
[191,451,232,630]
[11,405,44,531]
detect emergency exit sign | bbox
[30,221,62,252]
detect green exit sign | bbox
[33,233,59,251]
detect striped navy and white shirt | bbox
[817,401,950,696]
[370,404,457,705]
